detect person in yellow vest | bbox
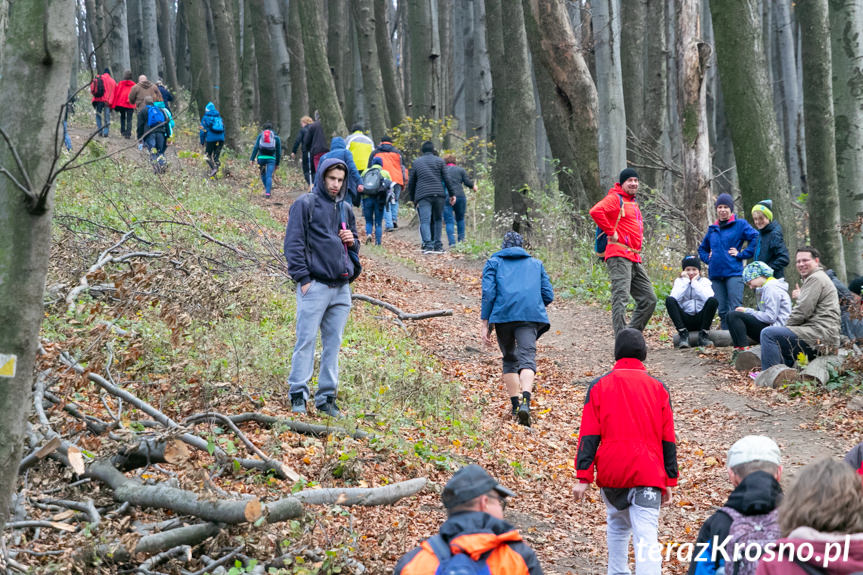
[346,124,374,173]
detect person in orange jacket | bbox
[394,465,543,575]
[590,167,657,335]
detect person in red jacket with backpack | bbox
[90,68,116,138]
[590,168,657,336]
[573,328,678,575]
[111,70,137,139]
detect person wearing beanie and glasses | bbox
[686,435,783,575]
[667,255,718,348]
[394,464,544,575]
[750,200,790,279]
[573,328,678,575]
[698,193,760,330]
[481,231,554,427]
[589,168,657,336]
[726,261,791,358]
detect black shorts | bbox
[494,321,540,374]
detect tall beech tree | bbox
[210,0,242,149]
[353,0,388,140]
[288,0,309,131]
[799,0,846,278]
[297,0,347,137]
[0,0,74,532]
[374,0,405,127]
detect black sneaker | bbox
[511,404,519,417]
[317,396,341,418]
[698,330,714,347]
[517,399,531,427]
[393,222,398,229]
[291,393,306,414]
[677,329,690,349]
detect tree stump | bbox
[672,329,733,348]
[799,355,843,385]
[734,346,762,372]
[754,364,798,388]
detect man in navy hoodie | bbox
[284,158,360,417]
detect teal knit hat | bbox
[743,261,774,283]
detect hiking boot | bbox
[317,396,342,418]
[511,404,519,417]
[393,222,398,229]
[291,393,306,414]
[517,399,531,427]
[698,330,714,347]
[677,329,690,349]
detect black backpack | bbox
[362,168,383,194]
[90,76,105,98]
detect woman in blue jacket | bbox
[698,193,760,330]
[480,231,553,428]
[199,102,225,177]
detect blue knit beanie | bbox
[501,231,523,249]
[715,193,735,211]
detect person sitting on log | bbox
[754,246,841,376]
[666,255,718,349]
[726,261,791,361]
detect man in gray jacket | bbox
[758,246,840,370]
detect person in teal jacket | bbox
[698,193,760,330]
[249,122,282,198]
[480,231,553,427]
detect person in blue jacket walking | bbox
[319,136,363,204]
[199,102,225,177]
[698,193,760,330]
[481,231,553,428]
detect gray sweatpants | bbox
[606,257,657,336]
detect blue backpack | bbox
[147,105,166,128]
[426,535,491,575]
[594,194,624,259]
[210,115,224,133]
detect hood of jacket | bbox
[313,158,349,203]
[138,80,155,91]
[438,511,522,551]
[762,277,789,294]
[330,136,347,150]
[492,247,531,260]
[610,182,636,201]
[724,470,782,515]
[711,213,738,229]
[780,528,863,571]
[205,101,216,112]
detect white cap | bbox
[727,435,782,468]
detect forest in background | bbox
[63,0,863,282]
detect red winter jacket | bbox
[90,73,116,106]
[575,358,678,489]
[111,80,136,110]
[589,184,645,263]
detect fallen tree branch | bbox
[111,438,190,472]
[140,544,191,572]
[182,544,243,575]
[225,413,371,439]
[293,477,427,506]
[351,294,453,320]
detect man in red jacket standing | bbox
[590,168,657,335]
[573,328,678,575]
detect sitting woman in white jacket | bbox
[666,255,719,348]
[726,261,792,353]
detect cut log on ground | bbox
[352,294,453,320]
[227,412,371,439]
[734,346,762,372]
[754,364,798,388]
[293,477,427,506]
[111,438,191,471]
[671,329,733,348]
[799,355,843,385]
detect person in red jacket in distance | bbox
[590,168,657,336]
[573,328,678,575]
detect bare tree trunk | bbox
[621,0,646,162]
[774,0,803,201]
[799,0,846,278]
[439,0,454,120]
[374,0,405,128]
[210,0,241,148]
[85,0,109,71]
[327,0,348,111]
[289,0,309,124]
[711,0,795,259]
[593,0,627,184]
[240,0,258,123]
[642,0,668,190]
[156,0,178,88]
[298,0,347,136]
[353,0,388,141]
[187,0,213,116]
[0,0,74,533]
[485,0,539,216]
[677,0,712,252]
[249,0,277,127]
[140,0,161,80]
[127,0,143,76]
[523,0,602,208]
[205,1,221,104]
[348,18,365,129]
[408,0,434,118]
[830,0,863,277]
[176,0,190,88]
[262,0,292,135]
